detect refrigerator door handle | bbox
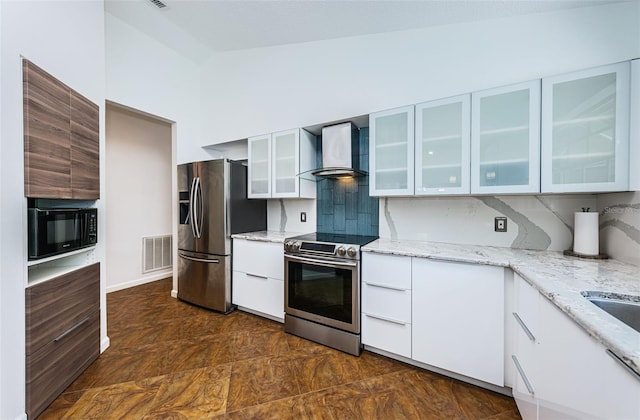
[193,177,203,238]
[196,177,204,238]
[189,176,198,238]
[178,252,220,264]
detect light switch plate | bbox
[300,212,307,223]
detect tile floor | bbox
[39,278,521,419]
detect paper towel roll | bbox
[574,212,599,256]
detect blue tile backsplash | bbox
[316,128,379,236]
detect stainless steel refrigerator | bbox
[177,159,266,312]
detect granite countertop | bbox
[363,238,640,376]
[231,230,307,243]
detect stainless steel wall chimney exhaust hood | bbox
[312,122,366,178]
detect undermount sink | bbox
[581,292,640,333]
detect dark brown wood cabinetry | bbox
[23,59,100,199]
[25,263,100,419]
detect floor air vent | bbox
[143,235,172,273]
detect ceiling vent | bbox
[148,0,168,9]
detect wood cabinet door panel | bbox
[70,90,100,198]
[25,263,100,355]
[23,59,72,198]
[26,310,100,419]
[71,121,100,198]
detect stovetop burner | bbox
[288,232,379,247]
[284,232,378,260]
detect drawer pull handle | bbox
[512,355,535,395]
[365,313,407,326]
[246,273,268,280]
[606,349,640,381]
[364,282,406,292]
[512,312,536,342]
[54,314,92,342]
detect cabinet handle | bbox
[512,312,536,342]
[364,313,407,326]
[246,273,268,280]
[512,355,535,395]
[364,282,407,292]
[606,349,640,381]
[54,314,92,342]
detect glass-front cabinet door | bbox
[272,128,300,198]
[471,80,541,194]
[369,105,415,196]
[415,95,471,195]
[247,134,272,198]
[541,62,630,193]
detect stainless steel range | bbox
[284,232,378,356]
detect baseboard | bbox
[170,289,178,298]
[100,336,110,353]
[106,270,172,293]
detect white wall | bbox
[106,105,172,292]
[0,1,105,419]
[201,1,639,146]
[105,12,215,164]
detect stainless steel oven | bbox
[284,233,377,356]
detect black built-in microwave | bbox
[28,207,97,260]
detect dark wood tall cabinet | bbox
[23,59,100,199]
[25,263,100,419]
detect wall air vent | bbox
[142,235,172,273]
[148,0,168,9]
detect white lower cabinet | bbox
[412,259,505,386]
[232,239,284,321]
[536,294,640,420]
[512,274,540,420]
[513,273,640,420]
[362,253,505,386]
[361,253,412,358]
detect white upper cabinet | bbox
[369,105,415,196]
[248,134,272,198]
[629,59,639,191]
[471,80,541,194]
[272,129,300,197]
[248,129,316,199]
[541,62,630,193]
[415,95,471,195]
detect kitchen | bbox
[1,1,640,419]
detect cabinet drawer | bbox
[362,314,411,358]
[26,263,100,355]
[512,354,538,420]
[514,274,539,337]
[233,240,283,280]
[362,282,411,323]
[26,309,100,419]
[232,271,284,321]
[362,253,411,290]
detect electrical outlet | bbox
[495,217,507,232]
[300,212,307,223]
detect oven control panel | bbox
[284,240,360,260]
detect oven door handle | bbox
[285,254,358,269]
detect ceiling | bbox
[105,0,624,63]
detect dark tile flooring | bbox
[40,278,521,419]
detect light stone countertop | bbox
[231,230,308,244]
[363,238,640,376]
